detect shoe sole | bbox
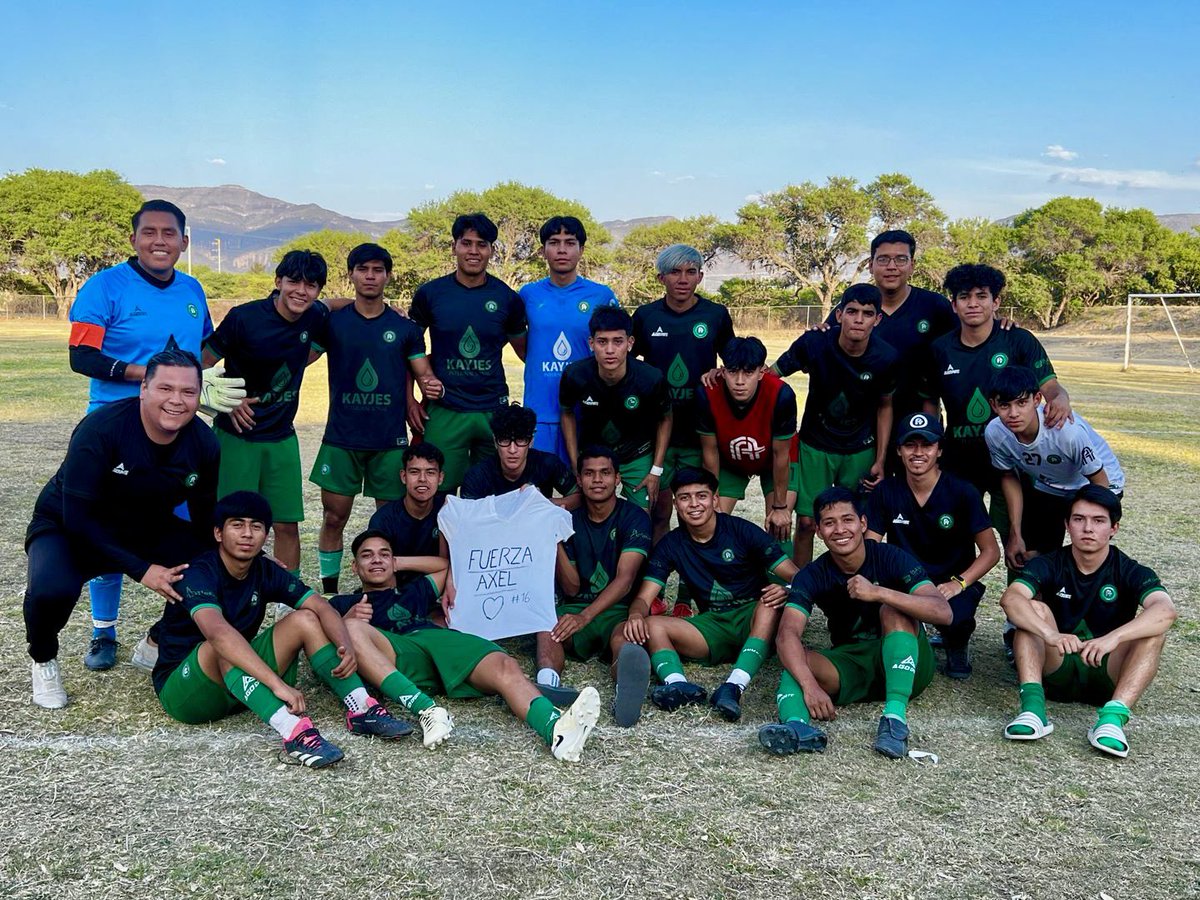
[32,694,68,710]
[351,723,414,740]
[613,644,650,727]
[552,687,601,762]
[287,750,345,769]
[537,683,581,707]
[759,725,801,755]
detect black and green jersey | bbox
[460,449,577,500]
[774,327,898,453]
[559,357,670,464]
[645,513,787,612]
[825,287,955,417]
[152,551,314,692]
[631,296,735,449]
[866,472,991,583]
[328,583,438,636]
[322,304,425,450]
[1014,546,1162,639]
[368,493,447,587]
[565,499,652,604]
[409,273,527,412]
[787,540,931,646]
[922,323,1055,487]
[204,295,329,443]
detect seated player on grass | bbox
[369,441,450,581]
[999,486,1175,758]
[759,487,952,759]
[334,530,602,762]
[865,413,1001,680]
[986,365,1125,569]
[623,467,800,722]
[460,403,580,509]
[549,446,654,727]
[153,492,413,770]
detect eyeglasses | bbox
[873,254,911,266]
[496,438,532,448]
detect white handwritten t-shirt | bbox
[438,487,574,640]
[985,406,1125,497]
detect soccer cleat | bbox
[130,635,158,672]
[649,597,668,616]
[31,660,68,709]
[551,686,601,762]
[926,628,945,649]
[873,715,910,760]
[83,636,118,671]
[283,727,345,768]
[758,721,828,755]
[671,602,694,618]
[1002,622,1016,665]
[649,681,707,712]
[346,704,414,740]
[709,681,745,721]
[944,646,972,680]
[536,681,581,707]
[419,706,454,749]
[613,643,651,728]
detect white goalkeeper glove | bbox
[200,366,247,416]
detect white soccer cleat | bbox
[32,659,68,709]
[551,686,600,763]
[130,635,158,672]
[419,706,454,749]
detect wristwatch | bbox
[951,575,968,589]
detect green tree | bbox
[715,276,799,307]
[0,168,143,317]
[602,216,721,304]
[404,181,611,289]
[914,218,1013,293]
[191,265,275,300]
[275,229,377,298]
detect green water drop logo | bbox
[590,562,611,595]
[709,581,734,606]
[667,353,690,388]
[828,391,850,420]
[270,363,292,394]
[356,358,380,392]
[459,326,481,359]
[965,387,991,424]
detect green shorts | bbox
[717,464,797,502]
[817,629,935,706]
[422,403,497,492]
[309,442,406,500]
[662,446,705,487]
[685,602,757,665]
[556,602,629,661]
[795,442,875,520]
[381,627,503,699]
[157,626,298,724]
[1044,653,1116,704]
[618,454,655,510]
[215,430,305,522]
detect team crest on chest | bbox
[991,352,1009,368]
[485,300,499,313]
[917,319,930,333]
[1099,584,1118,603]
[383,330,396,343]
[721,548,734,562]
[624,396,640,409]
[938,514,954,529]
[692,322,709,339]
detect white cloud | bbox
[207,157,227,166]
[973,157,1200,192]
[1042,144,1079,161]
[423,183,435,190]
[668,174,696,184]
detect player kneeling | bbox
[1000,486,1176,758]
[759,487,951,759]
[153,492,412,769]
[333,530,601,762]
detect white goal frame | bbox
[1123,293,1199,373]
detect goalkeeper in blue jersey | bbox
[66,199,245,672]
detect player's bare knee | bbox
[879,604,917,633]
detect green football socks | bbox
[223,665,288,724]
[775,670,811,725]
[1094,700,1131,752]
[728,637,769,688]
[309,642,371,712]
[1008,682,1049,736]
[650,649,686,684]
[381,670,436,714]
[526,696,562,745]
[881,630,919,722]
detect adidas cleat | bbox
[649,681,707,712]
[283,727,345,768]
[347,704,413,740]
[873,715,910,760]
[758,721,828,755]
[419,706,454,749]
[551,686,600,762]
[709,681,745,721]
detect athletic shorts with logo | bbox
[818,628,935,706]
[310,444,407,500]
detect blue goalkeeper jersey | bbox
[70,260,212,405]
[520,275,619,422]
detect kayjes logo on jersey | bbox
[892,513,911,525]
[651,326,669,337]
[966,388,991,424]
[583,395,599,406]
[728,435,766,462]
[459,326,481,359]
[692,322,709,339]
[667,354,690,388]
[262,363,295,405]
[111,462,130,476]
[1100,584,1118,603]
[342,358,392,407]
[938,514,954,529]
[553,332,572,361]
[446,326,493,373]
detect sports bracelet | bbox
[951,575,968,589]
[649,465,664,477]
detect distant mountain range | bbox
[138,183,1199,273]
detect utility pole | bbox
[185,225,192,275]
[213,238,222,274]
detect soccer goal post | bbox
[1123,293,1200,373]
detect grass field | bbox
[1,320,1198,900]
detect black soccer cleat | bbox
[613,643,651,728]
[873,715,910,760]
[709,681,745,722]
[283,727,345,768]
[944,646,972,680]
[758,721,828,755]
[83,636,118,672]
[346,704,414,740]
[649,681,707,712]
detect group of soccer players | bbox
[21,198,1176,768]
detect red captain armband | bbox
[69,322,106,349]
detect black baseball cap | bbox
[897,412,943,444]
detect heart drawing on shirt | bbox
[482,595,506,620]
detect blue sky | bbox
[2,1,1197,224]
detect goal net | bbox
[1122,293,1200,373]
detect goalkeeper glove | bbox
[200,366,247,416]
